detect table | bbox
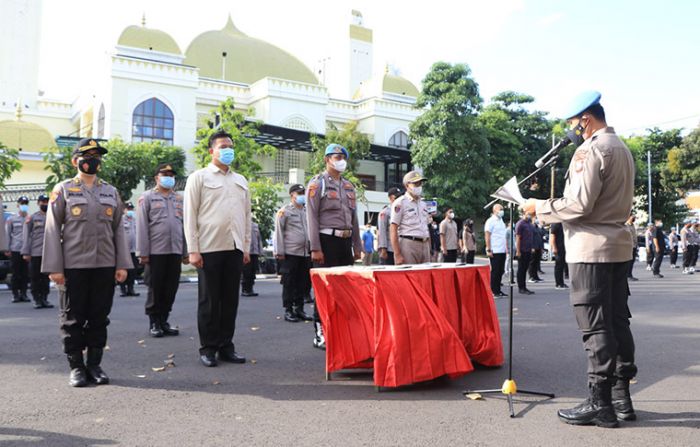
[310,264,504,388]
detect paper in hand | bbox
[491,177,526,205]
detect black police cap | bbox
[125,202,135,209]
[155,163,177,176]
[72,138,108,157]
[17,196,29,204]
[289,184,305,195]
[387,187,402,198]
[37,194,49,202]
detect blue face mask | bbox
[296,195,306,205]
[218,148,235,165]
[19,204,29,213]
[160,175,176,189]
[126,210,135,218]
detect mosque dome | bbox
[0,106,56,151]
[184,15,318,85]
[117,19,182,54]
[354,70,420,100]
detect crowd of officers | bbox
[638,219,700,277]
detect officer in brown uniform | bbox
[275,183,313,323]
[6,196,30,302]
[377,187,401,265]
[42,138,132,387]
[390,171,431,265]
[523,92,637,428]
[306,143,361,349]
[0,197,6,255]
[241,221,263,296]
[136,163,188,338]
[119,202,140,297]
[21,194,53,309]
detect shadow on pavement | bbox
[0,427,115,447]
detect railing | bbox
[0,183,48,202]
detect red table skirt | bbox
[311,264,503,388]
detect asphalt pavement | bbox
[0,260,698,446]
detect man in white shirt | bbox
[484,204,507,298]
[184,130,251,367]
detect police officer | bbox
[306,143,361,349]
[21,194,53,309]
[668,228,679,268]
[6,196,30,302]
[377,187,401,265]
[390,171,431,265]
[43,138,132,387]
[241,221,262,297]
[523,91,637,427]
[439,207,461,263]
[0,197,7,256]
[119,202,140,297]
[275,184,313,323]
[136,163,188,338]
[690,222,700,271]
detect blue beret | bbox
[324,143,349,159]
[562,91,602,120]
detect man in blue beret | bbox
[522,91,638,427]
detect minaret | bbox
[0,0,43,109]
[348,10,373,98]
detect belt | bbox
[400,235,430,242]
[320,228,353,239]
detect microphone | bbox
[534,136,572,168]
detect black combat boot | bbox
[126,285,140,297]
[41,295,54,308]
[160,314,179,336]
[557,382,619,428]
[33,296,44,309]
[67,351,88,387]
[612,379,636,421]
[149,315,164,337]
[284,307,300,322]
[19,289,30,302]
[119,284,128,297]
[294,305,313,322]
[11,290,21,303]
[86,347,109,385]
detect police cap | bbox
[155,163,177,176]
[289,184,305,195]
[17,196,29,204]
[72,138,108,157]
[324,143,349,159]
[562,91,602,120]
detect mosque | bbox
[0,1,421,220]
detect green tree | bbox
[409,62,491,217]
[309,121,371,199]
[138,140,187,184]
[43,145,75,191]
[662,125,700,194]
[0,141,22,188]
[192,97,276,177]
[250,178,283,242]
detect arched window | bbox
[132,98,174,144]
[97,104,105,138]
[388,130,409,149]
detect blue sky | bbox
[38,0,700,136]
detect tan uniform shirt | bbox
[274,202,310,257]
[6,213,26,252]
[306,172,361,255]
[390,194,430,239]
[0,199,6,251]
[136,189,186,256]
[42,177,133,272]
[680,227,689,249]
[377,204,393,252]
[21,211,47,257]
[250,222,263,255]
[462,228,476,251]
[440,219,459,250]
[183,164,251,255]
[124,215,136,253]
[535,127,635,263]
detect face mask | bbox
[332,159,347,172]
[497,210,505,218]
[295,195,306,205]
[656,222,663,227]
[126,210,135,218]
[432,223,438,229]
[411,186,423,197]
[218,148,235,165]
[566,118,587,148]
[19,204,29,213]
[39,204,48,212]
[448,212,455,219]
[160,176,176,189]
[78,157,101,175]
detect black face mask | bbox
[78,157,101,175]
[567,120,586,148]
[39,204,48,212]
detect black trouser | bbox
[313,234,354,323]
[61,268,116,353]
[517,251,532,290]
[120,253,138,290]
[465,250,475,264]
[682,246,692,268]
[489,253,506,294]
[627,248,636,277]
[554,251,566,286]
[692,245,699,266]
[669,247,678,265]
[646,247,654,267]
[10,251,28,295]
[444,249,458,263]
[197,250,243,356]
[379,250,395,265]
[241,254,259,293]
[528,248,542,280]
[144,254,181,319]
[652,247,664,274]
[280,255,311,310]
[569,262,637,385]
[29,256,50,301]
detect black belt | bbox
[400,235,429,242]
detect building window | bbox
[97,104,105,138]
[388,131,409,149]
[132,98,174,144]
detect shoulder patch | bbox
[277,209,285,218]
[394,206,401,213]
[25,216,31,224]
[49,190,61,203]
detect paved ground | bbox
[0,260,698,446]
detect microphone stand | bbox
[464,156,558,418]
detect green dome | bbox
[118,25,182,54]
[383,74,419,97]
[0,119,56,151]
[185,16,317,85]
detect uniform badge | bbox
[71,206,82,216]
[105,207,113,217]
[308,183,318,198]
[50,191,60,203]
[68,187,81,192]
[394,206,401,213]
[328,190,339,199]
[277,209,285,218]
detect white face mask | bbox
[332,159,347,172]
[410,185,422,197]
[448,212,455,219]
